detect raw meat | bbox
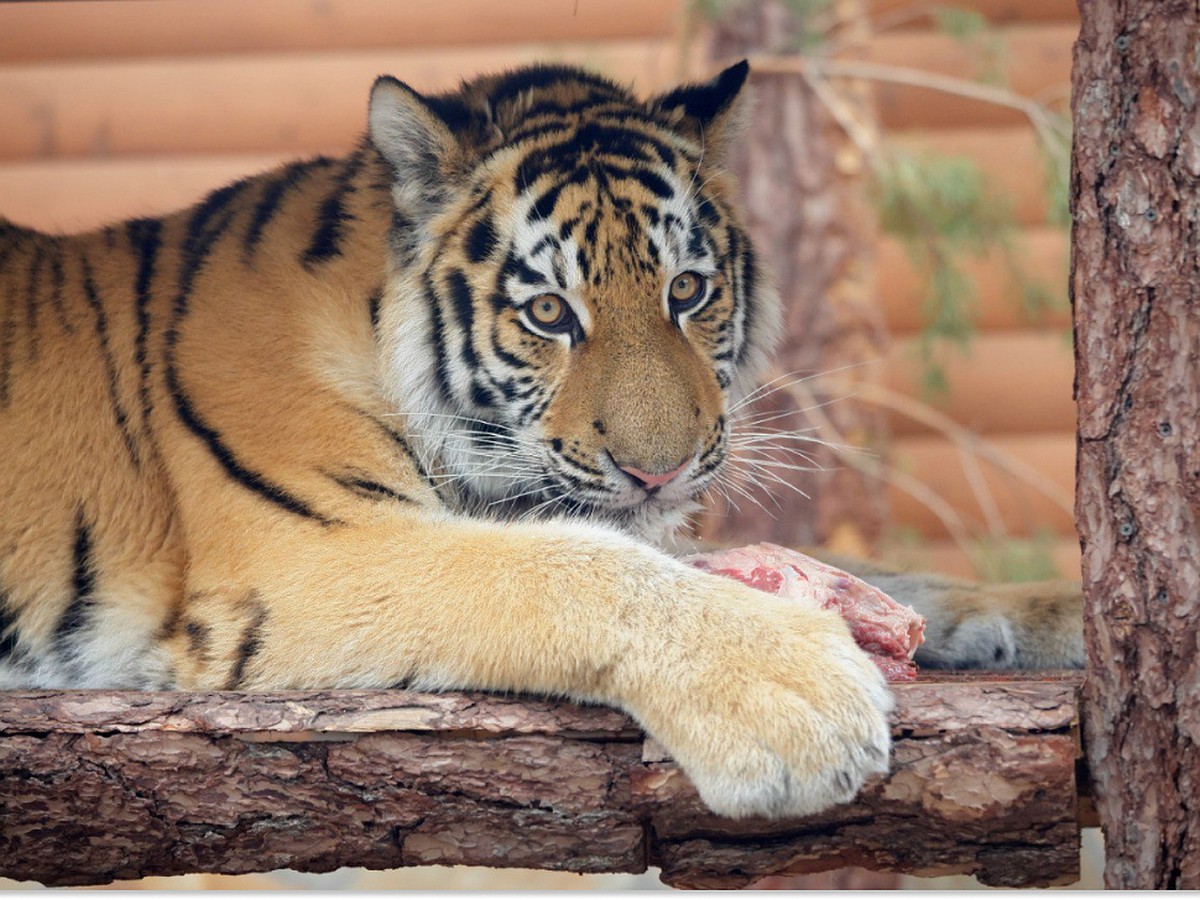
[687,542,926,682]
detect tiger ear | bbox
[649,60,751,163]
[368,75,468,222]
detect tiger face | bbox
[374,63,780,539]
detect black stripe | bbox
[610,165,674,199]
[0,278,16,407]
[736,234,757,365]
[0,587,19,661]
[501,252,544,287]
[465,214,497,264]
[367,414,442,498]
[527,165,591,222]
[485,65,625,109]
[303,150,366,267]
[330,473,415,505]
[368,287,382,336]
[422,271,457,403]
[225,597,267,689]
[446,268,483,369]
[25,244,43,365]
[184,620,211,660]
[166,178,333,525]
[167,368,332,523]
[81,254,142,468]
[488,317,533,371]
[127,218,162,435]
[244,157,334,261]
[48,245,74,334]
[56,512,96,643]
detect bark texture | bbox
[700,0,890,555]
[1071,0,1200,889]
[0,676,1083,888]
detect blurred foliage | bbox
[881,526,1063,583]
[873,149,1012,397]
[931,5,1006,85]
[969,530,1063,582]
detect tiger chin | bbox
[0,61,1077,821]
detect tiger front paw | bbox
[627,584,894,819]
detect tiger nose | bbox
[617,456,694,491]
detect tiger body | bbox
[0,63,1080,819]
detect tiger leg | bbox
[167,513,893,820]
[810,552,1084,670]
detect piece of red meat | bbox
[687,542,926,682]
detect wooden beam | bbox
[868,0,1079,27]
[0,0,681,64]
[885,330,1076,437]
[0,39,683,164]
[0,675,1085,888]
[878,227,1070,334]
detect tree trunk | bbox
[1071,0,1200,889]
[0,677,1084,889]
[700,0,890,556]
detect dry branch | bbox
[0,674,1084,888]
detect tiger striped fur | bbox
[0,62,1079,819]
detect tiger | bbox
[0,61,1082,820]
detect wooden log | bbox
[878,227,1070,334]
[0,155,292,234]
[0,27,1069,166]
[890,127,1055,227]
[889,536,1081,581]
[887,432,1075,539]
[866,24,1075,130]
[885,330,1076,437]
[0,39,682,163]
[0,0,681,63]
[868,0,1079,27]
[0,675,1085,888]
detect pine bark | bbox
[0,677,1083,888]
[1071,0,1200,889]
[700,0,890,555]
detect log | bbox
[878,227,1070,334]
[0,675,1086,888]
[890,127,1055,227]
[886,331,1076,437]
[867,24,1075,130]
[0,0,681,64]
[0,39,681,163]
[888,432,1075,538]
[890,537,1081,581]
[869,0,1079,27]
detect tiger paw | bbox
[627,584,894,819]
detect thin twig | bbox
[746,53,1068,159]
[783,379,979,558]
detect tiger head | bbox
[372,62,780,540]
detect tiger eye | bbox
[668,272,707,311]
[528,293,568,328]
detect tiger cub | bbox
[0,62,1079,819]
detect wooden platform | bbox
[0,673,1086,888]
